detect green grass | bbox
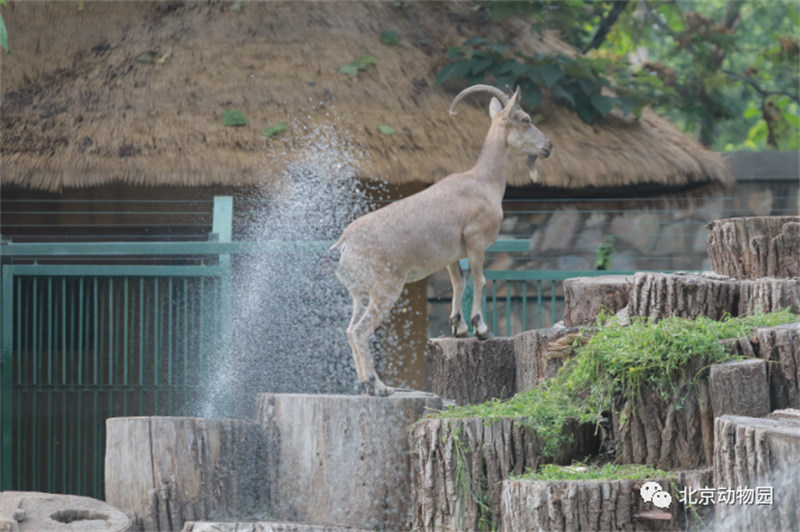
[517,462,676,481]
[437,310,799,459]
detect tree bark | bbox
[709,359,770,418]
[612,358,714,470]
[182,522,371,532]
[428,337,516,405]
[512,326,581,392]
[751,322,800,410]
[500,478,678,532]
[0,491,133,532]
[409,417,598,532]
[713,414,800,531]
[626,272,739,322]
[706,216,800,279]
[105,417,267,532]
[257,391,441,532]
[563,275,633,328]
[737,278,800,315]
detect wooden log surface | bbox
[428,337,515,405]
[713,414,800,531]
[752,322,800,410]
[738,277,800,315]
[707,216,800,279]
[709,359,770,419]
[0,491,132,532]
[612,358,714,470]
[182,522,370,532]
[257,391,441,532]
[626,272,739,322]
[105,417,266,532]
[409,417,598,532]
[512,326,581,392]
[563,275,633,328]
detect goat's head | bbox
[450,84,553,173]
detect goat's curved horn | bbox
[449,84,510,116]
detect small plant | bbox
[338,54,377,77]
[380,30,399,45]
[263,122,287,138]
[377,124,395,135]
[222,109,249,127]
[520,462,675,482]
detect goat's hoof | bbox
[360,377,395,397]
[476,329,494,340]
[454,330,470,338]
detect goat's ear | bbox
[489,97,503,119]
[510,86,522,110]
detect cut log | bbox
[738,278,800,315]
[409,417,598,532]
[612,358,714,469]
[0,491,132,532]
[713,415,800,531]
[707,216,800,279]
[499,478,678,532]
[104,417,266,532]
[257,391,441,532]
[709,359,770,418]
[626,272,739,322]
[512,326,580,392]
[563,275,633,327]
[752,322,800,410]
[428,337,515,405]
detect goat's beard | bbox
[527,154,540,182]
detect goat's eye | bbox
[521,116,531,126]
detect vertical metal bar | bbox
[212,196,234,393]
[522,282,528,332]
[1,265,15,489]
[505,282,511,336]
[77,277,85,495]
[551,280,557,326]
[61,277,67,494]
[153,279,160,413]
[108,278,114,386]
[167,277,173,414]
[536,280,543,329]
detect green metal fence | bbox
[1,195,636,499]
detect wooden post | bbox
[627,272,739,322]
[706,216,800,279]
[105,417,266,531]
[257,391,441,532]
[710,359,770,418]
[513,326,581,392]
[713,414,800,531]
[0,491,132,531]
[563,275,632,327]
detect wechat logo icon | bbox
[640,481,672,509]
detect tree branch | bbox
[583,1,630,53]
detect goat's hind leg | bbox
[345,290,370,389]
[350,286,402,396]
[466,251,493,340]
[446,262,469,337]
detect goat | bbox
[330,84,553,396]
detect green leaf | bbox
[263,122,288,138]
[464,36,487,47]
[0,12,8,55]
[230,0,243,11]
[445,46,465,59]
[590,94,615,116]
[536,63,566,88]
[338,62,359,76]
[378,124,396,135]
[380,30,399,45]
[222,109,249,127]
[357,54,377,68]
[435,60,471,84]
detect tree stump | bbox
[709,359,770,418]
[612,358,714,470]
[499,478,678,532]
[104,417,266,532]
[0,491,132,532]
[626,272,739,322]
[707,216,800,279]
[713,414,800,531]
[752,322,800,410]
[257,391,441,532]
[738,278,800,315]
[428,337,515,405]
[563,275,633,327]
[409,417,598,532]
[512,326,580,392]
[182,522,370,532]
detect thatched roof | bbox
[1,1,733,193]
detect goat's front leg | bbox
[445,262,469,337]
[466,251,492,340]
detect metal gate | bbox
[0,198,234,498]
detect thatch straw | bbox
[1,1,732,193]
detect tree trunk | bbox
[626,272,739,322]
[563,275,633,327]
[500,478,678,532]
[751,322,800,410]
[182,522,370,532]
[512,326,580,393]
[0,491,133,532]
[428,337,516,405]
[709,359,770,419]
[612,358,714,470]
[738,278,800,315]
[409,417,598,532]
[706,216,800,279]
[105,417,267,532]
[713,414,800,531]
[257,391,441,532]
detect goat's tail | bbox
[320,240,343,275]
